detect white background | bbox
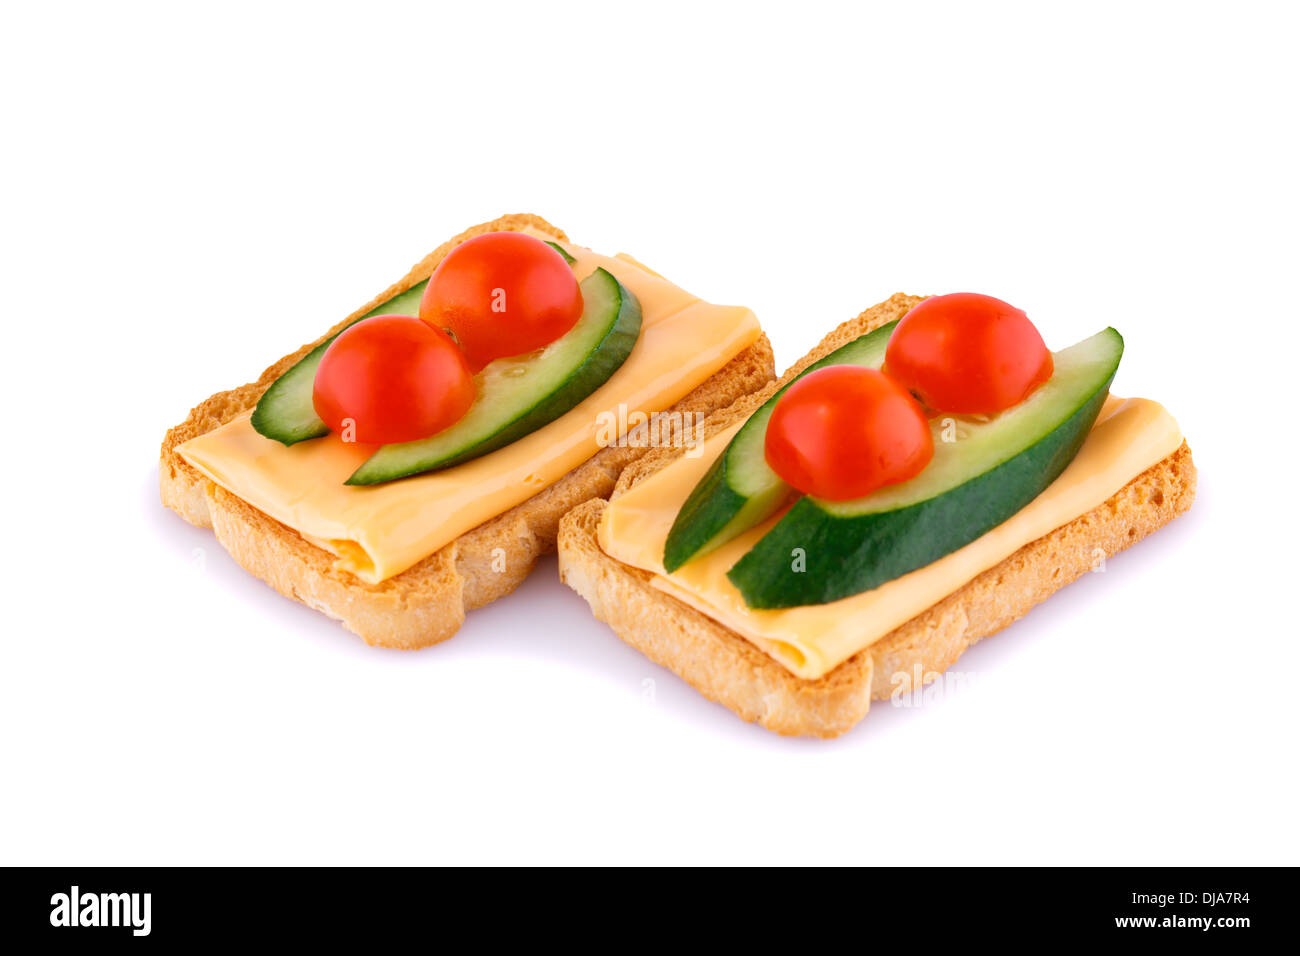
[2,1,1297,865]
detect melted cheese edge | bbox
[177,239,760,583]
[598,395,1183,680]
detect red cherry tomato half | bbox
[764,365,934,501]
[312,315,475,445]
[419,232,583,371]
[884,293,1053,415]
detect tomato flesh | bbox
[884,293,1053,415]
[419,231,583,371]
[312,315,475,445]
[764,365,934,501]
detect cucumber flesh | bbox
[346,267,641,485]
[250,281,427,445]
[663,320,897,572]
[726,327,1124,609]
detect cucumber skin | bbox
[545,241,576,264]
[250,280,428,445]
[662,320,899,572]
[345,270,641,485]
[726,369,1117,609]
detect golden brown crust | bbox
[557,295,1198,737]
[159,213,777,648]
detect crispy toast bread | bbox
[160,214,775,648]
[557,294,1197,737]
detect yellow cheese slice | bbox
[178,240,761,583]
[599,395,1183,680]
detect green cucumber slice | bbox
[250,281,428,445]
[726,327,1124,609]
[346,267,641,485]
[663,320,898,572]
[545,241,576,264]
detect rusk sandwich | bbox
[558,293,1196,737]
[161,214,775,648]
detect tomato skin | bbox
[764,366,934,501]
[884,293,1053,415]
[312,315,475,445]
[419,232,583,371]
